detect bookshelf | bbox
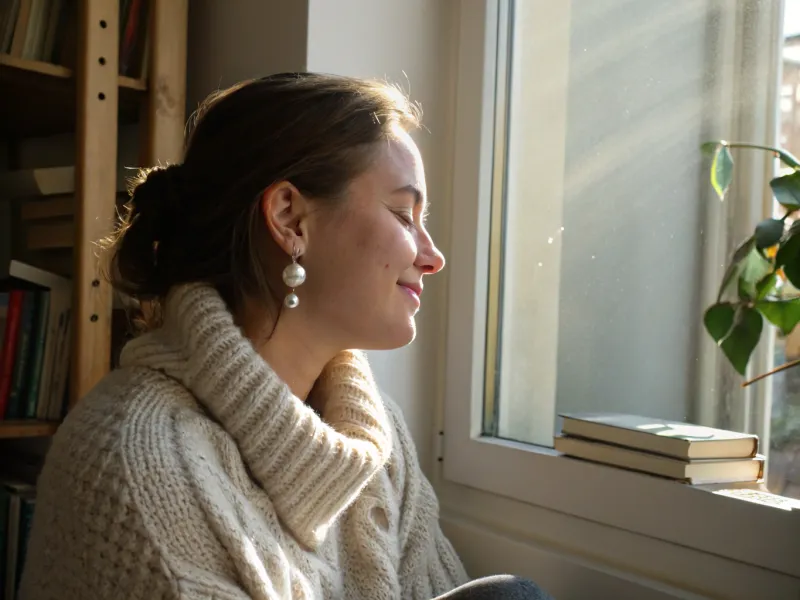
[0,0,188,442]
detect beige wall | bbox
[186,0,309,111]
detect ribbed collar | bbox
[119,283,392,549]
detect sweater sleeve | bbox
[383,397,470,599]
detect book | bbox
[559,413,758,460]
[0,289,23,417]
[554,435,765,485]
[1,479,35,600]
[8,260,71,421]
[2,0,150,74]
[5,289,38,419]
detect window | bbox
[485,0,793,451]
[770,1,800,499]
[443,0,800,578]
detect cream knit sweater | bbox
[18,284,469,600]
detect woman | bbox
[19,73,552,600]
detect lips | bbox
[398,282,422,296]
[398,283,422,306]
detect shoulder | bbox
[34,366,249,592]
[44,366,210,518]
[54,366,203,472]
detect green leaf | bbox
[738,246,773,300]
[711,145,734,200]
[754,218,785,250]
[720,307,763,375]
[704,303,736,342]
[756,272,780,300]
[771,171,800,210]
[776,228,800,288]
[755,298,800,336]
[701,142,720,156]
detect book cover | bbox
[559,412,759,460]
[0,289,23,417]
[554,435,765,485]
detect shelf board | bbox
[0,420,59,439]
[0,54,147,138]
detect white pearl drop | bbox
[282,263,306,288]
[284,292,299,308]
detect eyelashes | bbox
[395,211,415,229]
[394,207,429,231]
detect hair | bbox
[101,72,422,327]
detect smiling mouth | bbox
[398,284,421,306]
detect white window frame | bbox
[442,0,800,579]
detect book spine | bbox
[0,291,8,349]
[14,497,34,595]
[9,0,32,57]
[40,0,64,62]
[4,493,20,600]
[0,0,21,53]
[6,290,36,419]
[119,0,142,75]
[47,308,70,420]
[36,288,62,420]
[24,290,49,418]
[0,290,24,418]
[0,488,8,593]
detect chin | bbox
[362,319,417,350]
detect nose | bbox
[416,232,446,275]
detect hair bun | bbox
[129,164,184,240]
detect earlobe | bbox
[260,181,309,256]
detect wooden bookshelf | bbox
[0,53,146,137]
[0,421,59,439]
[0,0,188,438]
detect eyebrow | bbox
[392,184,424,206]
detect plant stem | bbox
[741,357,800,388]
[722,142,800,169]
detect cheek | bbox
[355,218,417,272]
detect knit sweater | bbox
[18,284,469,600]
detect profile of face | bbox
[263,128,445,352]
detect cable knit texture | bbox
[18,283,469,599]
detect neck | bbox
[238,298,337,402]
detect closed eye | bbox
[395,211,415,228]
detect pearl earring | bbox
[282,245,306,308]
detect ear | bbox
[259,181,311,256]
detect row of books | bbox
[0,479,35,600]
[554,412,764,485]
[0,0,149,78]
[0,260,72,422]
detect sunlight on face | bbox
[301,131,445,351]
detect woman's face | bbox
[300,130,445,351]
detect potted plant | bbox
[702,141,800,386]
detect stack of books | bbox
[554,413,764,485]
[0,0,150,78]
[0,478,35,599]
[0,260,72,423]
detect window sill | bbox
[442,433,800,578]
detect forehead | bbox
[376,130,426,192]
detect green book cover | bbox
[24,290,50,418]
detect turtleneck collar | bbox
[119,283,392,549]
